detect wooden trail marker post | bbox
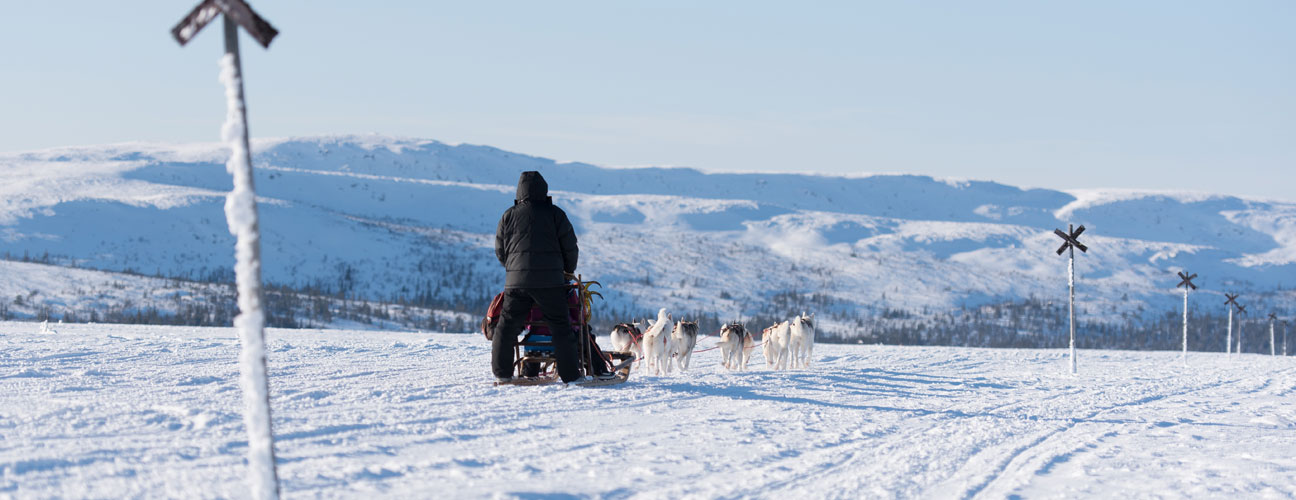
[171,2,280,499]
[1269,313,1277,356]
[1236,303,1248,355]
[1054,224,1088,374]
[1175,271,1197,366]
[1224,293,1239,355]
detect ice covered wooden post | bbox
[1268,313,1277,356]
[1053,224,1088,374]
[1224,293,1239,355]
[1236,303,1248,355]
[171,2,280,499]
[1175,271,1197,366]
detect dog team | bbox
[609,308,816,375]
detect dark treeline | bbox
[2,270,475,334]
[817,298,1289,354]
[1,251,481,331]
[11,283,477,333]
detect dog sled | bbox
[482,276,634,387]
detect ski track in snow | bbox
[2,322,1295,498]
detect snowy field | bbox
[2,322,1295,499]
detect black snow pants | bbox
[491,286,582,383]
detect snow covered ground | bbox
[3,321,1294,498]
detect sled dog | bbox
[671,320,700,372]
[788,312,816,369]
[641,308,674,375]
[762,321,791,370]
[610,321,644,359]
[718,322,754,371]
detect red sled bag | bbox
[481,291,505,341]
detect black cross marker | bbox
[1054,224,1088,255]
[173,0,278,48]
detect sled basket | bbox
[484,277,634,384]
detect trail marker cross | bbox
[173,0,278,48]
[1053,223,1088,374]
[171,2,279,499]
[1054,225,1088,255]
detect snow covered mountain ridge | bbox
[2,135,1293,338]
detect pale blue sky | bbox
[2,1,1292,199]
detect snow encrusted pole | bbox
[1174,271,1197,367]
[1236,305,1247,355]
[171,4,281,498]
[1269,313,1277,356]
[1182,286,1189,366]
[220,17,280,500]
[1068,240,1076,374]
[1238,319,1244,354]
[1224,293,1238,356]
[1053,223,1086,375]
[1226,306,1233,355]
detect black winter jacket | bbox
[495,171,579,289]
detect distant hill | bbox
[2,135,1293,345]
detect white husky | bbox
[609,321,643,359]
[762,321,791,370]
[671,320,700,372]
[718,322,754,371]
[641,308,674,375]
[788,312,816,369]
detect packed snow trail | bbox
[2,322,1295,498]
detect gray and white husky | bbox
[788,312,816,369]
[718,322,754,371]
[670,320,700,372]
[609,320,643,359]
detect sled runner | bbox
[481,277,634,386]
